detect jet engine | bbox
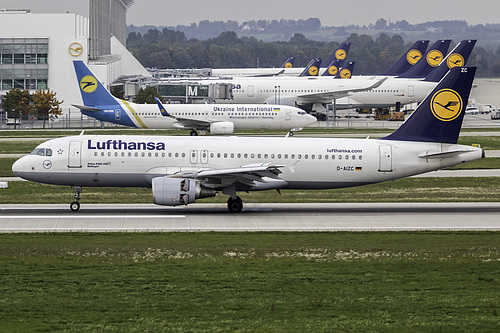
[152,177,216,206]
[209,121,234,135]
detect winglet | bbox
[382,67,476,144]
[155,97,173,117]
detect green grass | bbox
[0,232,499,331]
[2,177,500,204]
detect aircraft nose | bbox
[12,157,25,177]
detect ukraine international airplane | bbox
[72,61,316,135]
[13,67,483,213]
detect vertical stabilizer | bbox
[381,40,429,76]
[383,67,476,144]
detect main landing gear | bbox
[70,186,82,211]
[227,196,243,213]
[190,130,198,136]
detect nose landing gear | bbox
[70,186,82,211]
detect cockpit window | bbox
[30,148,52,156]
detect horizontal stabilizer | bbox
[71,104,101,112]
[418,149,479,158]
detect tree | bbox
[2,89,33,129]
[111,85,125,99]
[31,89,63,129]
[133,86,161,104]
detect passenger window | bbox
[359,155,363,160]
[305,155,308,159]
[284,154,288,159]
[312,155,315,159]
[217,153,221,158]
[128,152,132,157]
[277,154,281,159]
[251,154,254,158]
[237,153,241,158]
[114,152,118,157]
[271,154,275,159]
[141,152,145,157]
[264,154,268,159]
[175,153,179,158]
[135,152,138,157]
[224,153,228,158]
[231,153,235,158]
[338,155,342,160]
[318,155,321,159]
[182,153,185,158]
[345,155,349,160]
[108,152,111,157]
[298,154,302,159]
[101,152,105,157]
[148,152,152,157]
[94,152,98,157]
[352,155,355,160]
[162,153,165,157]
[291,154,295,159]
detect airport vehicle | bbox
[72,61,316,135]
[491,108,500,120]
[12,67,483,213]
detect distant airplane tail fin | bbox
[335,61,355,79]
[398,39,451,78]
[299,58,322,77]
[381,40,429,76]
[281,57,295,68]
[321,59,342,77]
[73,60,119,107]
[423,40,476,82]
[383,66,476,144]
[321,42,351,68]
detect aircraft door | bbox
[68,141,82,168]
[247,85,254,97]
[408,85,415,98]
[190,150,198,164]
[285,109,291,121]
[378,145,393,172]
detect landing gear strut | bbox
[227,196,243,213]
[70,186,82,211]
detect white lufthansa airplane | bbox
[182,40,474,112]
[13,67,483,213]
[72,61,316,135]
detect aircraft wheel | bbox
[70,201,80,212]
[227,196,243,213]
[190,130,198,136]
[289,131,294,136]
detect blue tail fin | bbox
[321,42,351,68]
[423,40,476,82]
[382,67,476,144]
[335,61,355,79]
[321,59,342,76]
[381,40,429,76]
[73,60,119,107]
[299,58,322,77]
[281,57,295,68]
[398,39,451,78]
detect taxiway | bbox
[0,203,499,232]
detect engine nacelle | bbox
[209,121,234,135]
[152,177,215,206]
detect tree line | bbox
[2,89,63,129]
[127,29,500,77]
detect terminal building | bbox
[0,0,150,121]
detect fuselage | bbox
[13,135,483,190]
[83,101,316,130]
[182,76,437,109]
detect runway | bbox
[1,203,499,232]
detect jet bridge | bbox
[156,82,233,103]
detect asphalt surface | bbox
[0,203,499,232]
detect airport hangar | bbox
[0,0,151,120]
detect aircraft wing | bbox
[171,163,287,189]
[154,97,212,129]
[296,77,388,104]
